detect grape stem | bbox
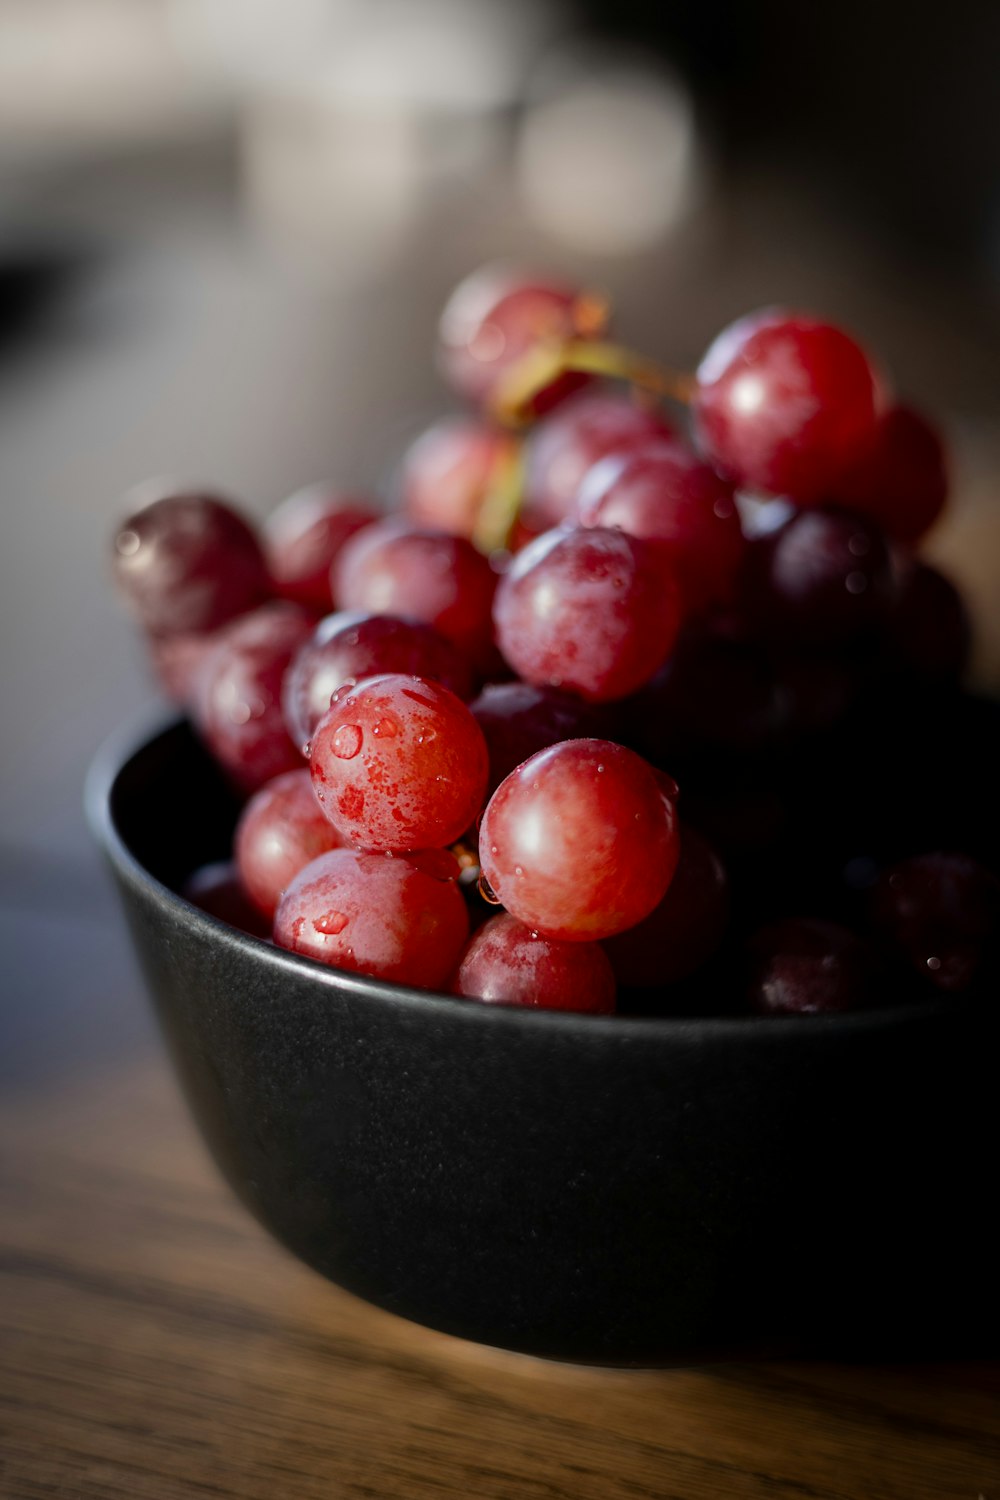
[472,437,526,556]
[491,339,696,428]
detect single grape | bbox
[573,439,746,615]
[234,768,344,918]
[332,519,500,676]
[771,651,862,740]
[264,485,378,613]
[746,918,879,1015]
[692,311,882,502]
[831,404,948,546]
[886,561,970,682]
[627,627,788,762]
[192,602,314,792]
[147,628,220,705]
[399,416,516,540]
[112,488,269,637]
[310,673,489,853]
[603,825,728,988]
[182,861,271,939]
[740,506,894,645]
[870,853,1000,992]
[470,681,612,797]
[454,913,615,1012]
[523,390,675,530]
[274,848,468,990]
[283,611,476,752]
[493,526,681,703]
[479,739,680,942]
[438,265,600,416]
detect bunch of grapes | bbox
[111,267,999,1016]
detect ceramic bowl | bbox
[88,712,999,1364]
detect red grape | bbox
[399,416,515,540]
[264,484,378,613]
[692,311,882,502]
[479,739,680,941]
[112,488,269,637]
[454,913,615,1012]
[603,825,728,988]
[573,439,746,614]
[746,918,880,1015]
[274,847,468,990]
[493,526,681,703]
[192,602,313,792]
[332,519,499,676]
[310,673,489,853]
[148,628,220,705]
[234,768,344,918]
[438,265,600,416]
[283,611,476,752]
[870,853,1000,992]
[524,390,675,530]
[831,404,948,546]
[470,681,612,796]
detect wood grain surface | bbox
[1,1056,998,1500]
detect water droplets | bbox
[115,528,141,557]
[313,910,349,936]
[845,571,868,596]
[332,723,363,759]
[373,715,400,739]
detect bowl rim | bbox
[86,708,961,1042]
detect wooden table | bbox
[2,1048,998,1500]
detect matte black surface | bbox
[87,714,1000,1365]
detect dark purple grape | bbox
[603,825,729,988]
[470,681,612,796]
[627,627,788,764]
[747,918,880,1015]
[741,506,894,646]
[112,489,269,637]
[871,853,1000,992]
[886,561,970,682]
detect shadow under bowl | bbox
[88,714,999,1365]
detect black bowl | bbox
[88,713,1000,1365]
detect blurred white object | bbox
[0,0,217,159]
[516,59,703,255]
[240,79,423,270]
[168,0,355,90]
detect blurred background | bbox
[2,0,999,1082]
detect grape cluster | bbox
[115,267,999,1016]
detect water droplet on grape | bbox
[845,571,868,595]
[514,865,523,876]
[230,701,252,726]
[332,723,363,759]
[116,528,141,557]
[927,955,942,972]
[301,741,312,759]
[478,873,502,905]
[313,910,348,936]
[848,532,871,557]
[373,715,399,738]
